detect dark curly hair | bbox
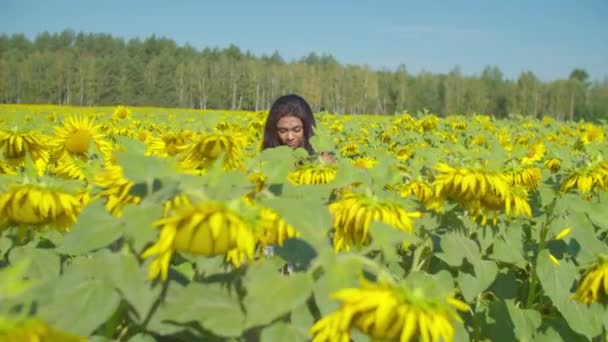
[262,94,316,155]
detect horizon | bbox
[2,0,607,82]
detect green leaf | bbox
[367,154,399,189]
[368,221,412,263]
[310,134,334,153]
[57,200,124,255]
[0,234,13,259]
[556,212,608,265]
[290,301,315,337]
[8,246,60,282]
[116,148,178,184]
[437,233,481,268]
[488,269,519,300]
[243,262,314,328]
[538,182,557,208]
[458,260,498,302]
[95,251,161,322]
[490,223,527,269]
[121,203,162,252]
[274,238,318,271]
[258,146,297,184]
[37,262,121,336]
[312,252,368,315]
[260,321,308,342]
[0,257,35,300]
[584,199,608,230]
[330,160,367,188]
[202,169,252,201]
[261,197,331,248]
[536,317,587,342]
[127,334,156,342]
[481,300,517,342]
[505,300,542,341]
[189,255,227,277]
[163,283,245,337]
[173,262,195,281]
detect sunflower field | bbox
[1,104,607,342]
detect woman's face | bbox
[276,115,304,148]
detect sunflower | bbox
[288,165,337,185]
[256,206,299,247]
[145,131,192,157]
[0,160,17,175]
[469,135,487,147]
[94,165,140,216]
[351,156,377,170]
[378,131,392,144]
[544,157,561,173]
[505,166,541,189]
[52,115,112,159]
[51,153,87,180]
[560,162,608,195]
[213,121,230,132]
[0,129,50,174]
[329,122,344,133]
[112,105,132,121]
[247,171,267,197]
[433,163,510,202]
[340,143,360,157]
[572,257,608,304]
[137,129,152,143]
[0,183,82,232]
[310,275,469,342]
[418,115,440,132]
[328,191,420,252]
[467,186,532,225]
[521,141,546,164]
[398,180,435,204]
[108,126,136,138]
[578,123,605,145]
[141,201,256,281]
[450,120,467,130]
[179,133,245,171]
[433,163,531,223]
[394,146,413,161]
[162,193,192,216]
[497,130,511,149]
[0,319,86,342]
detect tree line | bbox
[1,30,606,121]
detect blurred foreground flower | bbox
[0,184,82,233]
[310,276,469,342]
[0,129,50,174]
[288,164,337,185]
[0,318,85,342]
[95,165,140,216]
[179,133,245,171]
[142,201,256,281]
[573,258,608,304]
[433,163,532,224]
[328,191,420,252]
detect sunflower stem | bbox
[526,208,552,309]
[472,293,483,342]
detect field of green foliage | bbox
[1,104,607,341]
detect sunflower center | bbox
[65,129,92,154]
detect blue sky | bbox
[2,0,607,81]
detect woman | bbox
[262,94,335,163]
